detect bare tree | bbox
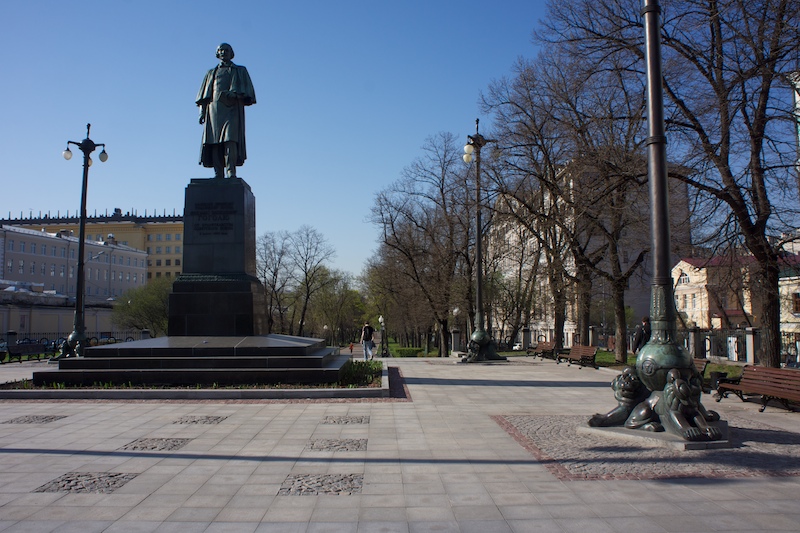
[290,225,336,337]
[371,132,471,356]
[540,0,800,366]
[256,230,294,334]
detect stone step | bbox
[32,354,353,387]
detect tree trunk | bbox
[612,280,628,364]
[755,261,781,368]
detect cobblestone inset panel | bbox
[278,474,363,495]
[34,472,138,493]
[307,438,367,451]
[3,415,67,424]
[321,415,370,425]
[173,415,227,424]
[118,438,191,451]
[495,414,800,481]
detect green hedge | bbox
[394,347,424,358]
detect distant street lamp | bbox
[61,124,108,357]
[323,325,329,347]
[451,307,461,356]
[462,119,505,363]
[378,315,388,357]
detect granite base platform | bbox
[32,334,350,387]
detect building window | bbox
[175,233,181,241]
[156,247,162,254]
[175,259,181,266]
[30,261,36,275]
[681,294,687,309]
[691,294,696,309]
[50,265,56,276]
[166,234,171,241]
[147,234,152,241]
[147,272,152,279]
[60,247,66,258]
[156,272,161,278]
[133,273,138,283]
[7,240,13,251]
[41,263,46,275]
[70,266,74,278]
[793,293,800,314]
[166,246,171,254]
[147,259,152,267]
[156,259,162,266]
[30,243,36,254]
[156,234,163,241]
[18,260,24,274]
[166,272,171,278]
[175,246,181,254]
[20,242,25,253]
[165,259,171,266]
[678,272,690,285]
[126,272,130,282]
[70,249,75,259]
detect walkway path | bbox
[0,356,797,532]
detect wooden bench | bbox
[715,365,800,412]
[527,341,556,360]
[556,345,598,368]
[4,343,49,363]
[693,358,709,377]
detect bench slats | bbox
[716,365,800,412]
[557,345,597,369]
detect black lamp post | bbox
[462,119,505,362]
[62,124,108,357]
[378,315,388,357]
[635,0,691,390]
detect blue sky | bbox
[3,1,547,275]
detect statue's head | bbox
[216,43,234,62]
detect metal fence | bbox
[3,330,148,350]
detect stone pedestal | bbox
[168,178,266,336]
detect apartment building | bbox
[1,208,183,280]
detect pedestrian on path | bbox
[360,322,374,361]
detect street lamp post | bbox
[636,0,692,389]
[62,124,108,357]
[462,119,505,363]
[378,315,388,357]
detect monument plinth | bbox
[168,177,266,336]
[31,43,351,389]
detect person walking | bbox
[360,322,375,361]
[632,316,651,354]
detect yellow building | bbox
[1,208,183,281]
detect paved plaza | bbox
[0,351,797,532]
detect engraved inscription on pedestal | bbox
[191,201,236,239]
[181,177,257,276]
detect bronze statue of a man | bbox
[196,43,256,179]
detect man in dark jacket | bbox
[632,316,651,354]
